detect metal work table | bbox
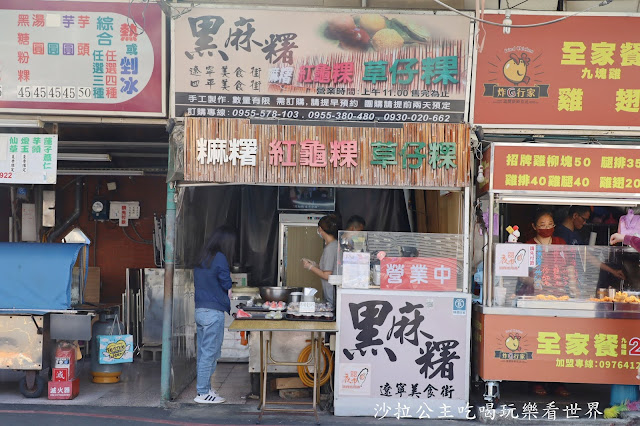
[229,319,337,424]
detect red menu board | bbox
[492,143,640,195]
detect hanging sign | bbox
[491,143,640,196]
[184,118,470,188]
[336,289,471,418]
[380,257,457,291]
[472,12,640,130]
[172,7,472,123]
[0,133,57,184]
[0,0,166,117]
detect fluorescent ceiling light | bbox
[0,119,43,128]
[58,153,111,162]
[57,169,145,176]
[498,195,639,207]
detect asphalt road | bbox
[0,403,474,426]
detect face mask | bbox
[537,228,554,238]
[317,229,323,239]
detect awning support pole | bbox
[160,181,176,401]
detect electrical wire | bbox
[121,225,153,244]
[127,0,149,36]
[431,0,613,28]
[131,220,153,243]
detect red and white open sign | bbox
[380,257,457,291]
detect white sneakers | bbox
[194,389,226,404]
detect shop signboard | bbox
[335,289,471,418]
[172,7,472,123]
[380,257,457,291]
[477,313,640,385]
[0,133,57,184]
[0,0,166,117]
[491,143,640,196]
[183,118,470,188]
[471,12,640,130]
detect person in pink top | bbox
[610,233,640,252]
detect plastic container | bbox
[610,384,639,406]
[90,313,124,384]
[328,275,342,286]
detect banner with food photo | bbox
[172,7,472,123]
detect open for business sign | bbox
[380,257,457,291]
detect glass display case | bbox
[337,230,467,292]
[491,243,640,309]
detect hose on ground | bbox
[297,340,333,388]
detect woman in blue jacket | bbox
[193,225,236,404]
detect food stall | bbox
[172,113,474,420]
[473,142,640,402]
[0,239,92,398]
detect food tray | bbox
[233,312,284,320]
[237,304,287,312]
[613,302,640,312]
[516,297,613,311]
[285,313,335,322]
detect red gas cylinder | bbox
[52,341,77,382]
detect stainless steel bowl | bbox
[259,287,302,302]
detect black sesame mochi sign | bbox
[172,7,471,123]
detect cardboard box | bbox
[73,266,101,304]
[48,378,79,400]
[275,377,306,390]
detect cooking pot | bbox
[259,286,302,302]
[289,292,303,303]
[231,264,250,273]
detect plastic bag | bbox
[619,210,640,238]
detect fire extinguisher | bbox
[53,341,77,381]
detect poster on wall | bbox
[0,0,166,117]
[0,133,57,184]
[471,12,640,130]
[172,7,472,123]
[335,289,470,418]
[478,313,640,385]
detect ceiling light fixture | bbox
[58,153,112,162]
[0,119,43,128]
[498,195,638,207]
[503,10,512,34]
[57,169,145,176]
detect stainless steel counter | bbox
[473,303,640,319]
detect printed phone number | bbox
[557,360,640,370]
[15,86,93,100]
[216,108,451,122]
[0,172,14,179]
